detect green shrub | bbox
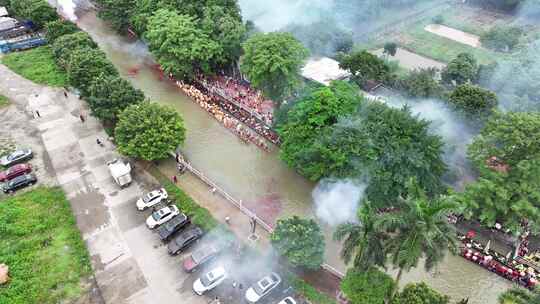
[290,275,336,304]
[340,267,395,304]
[0,94,9,107]
[480,26,523,51]
[0,187,91,304]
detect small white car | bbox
[193,266,227,295]
[136,188,168,210]
[245,272,281,303]
[278,297,297,304]
[146,205,179,229]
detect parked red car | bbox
[0,163,32,182]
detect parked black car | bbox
[167,226,204,255]
[2,173,37,193]
[0,149,33,167]
[158,213,190,242]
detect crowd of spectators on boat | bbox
[197,74,274,126]
[459,232,538,289]
[175,81,270,151]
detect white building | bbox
[301,57,351,86]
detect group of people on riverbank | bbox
[198,74,274,125]
[204,88,281,145]
[459,233,538,289]
[175,81,270,151]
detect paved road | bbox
[0,63,208,304]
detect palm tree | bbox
[375,179,458,291]
[498,288,540,304]
[333,201,387,271]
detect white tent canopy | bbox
[301,57,351,86]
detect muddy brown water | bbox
[69,10,512,303]
[425,24,481,48]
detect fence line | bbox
[171,152,274,233]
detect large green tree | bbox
[270,216,325,270]
[448,84,498,118]
[398,68,443,98]
[340,267,395,304]
[66,49,118,96]
[441,53,478,86]
[241,32,309,100]
[392,283,450,304]
[376,180,457,289]
[95,0,138,32]
[278,81,362,180]
[334,202,387,270]
[457,112,540,233]
[480,25,522,51]
[51,32,98,69]
[338,50,391,86]
[201,5,245,64]
[145,9,221,77]
[87,75,145,122]
[10,0,57,28]
[44,20,80,43]
[334,102,446,206]
[115,102,186,160]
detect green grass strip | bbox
[0,187,91,304]
[147,165,219,232]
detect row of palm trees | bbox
[334,178,539,302]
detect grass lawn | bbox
[1,46,67,87]
[401,21,505,65]
[0,94,9,108]
[0,187,91,304]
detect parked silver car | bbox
[0,149,33,167]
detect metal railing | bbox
[172,153,274,233]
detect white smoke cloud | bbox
[312,179,366,226]
[52,0,78,21]
[238,0,335,32]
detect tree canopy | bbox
[334,202,387,270]
[51,32,98,69]
[498,287,540,304]
[87,75,145,122]
[441,53,478,86]
[340,267,395,304]
[66,49,118,96]
[270,216,325,270]
[448,84,498,118]
[278,81,362,180]
[392,283,450,304]
[9,0,58,28]
[241,32,309,100]
[145,9,221,78]
[115,102,186,161]
[457,112,540,233]
[383,42,398,57]
[338,50,391,86]
[95,0,138,32]
[398,68,443,98]
[480,25,522,51]
[280,83,446,206]
[44,20,80,43]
